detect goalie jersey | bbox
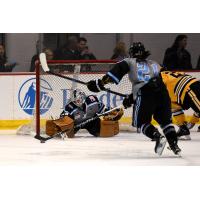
[63,95,105,124]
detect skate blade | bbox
[178,135,191,140]
[176,151,182,157]
[156,139,167,156]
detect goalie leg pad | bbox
[46,116,75,138]
[99,120,119,137]
[46,120,59,136]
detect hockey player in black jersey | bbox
[87,42,181,155]
[46,89,123,138]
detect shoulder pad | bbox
[85,95,99,104]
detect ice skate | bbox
[168,141,181,156]
[178,135,191,140]
[165,130,182,156]
[177,124,191,140]
[154,135,167,156]
[186,122,195,130]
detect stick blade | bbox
[39,53,49,72]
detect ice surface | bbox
[0,130,200,166]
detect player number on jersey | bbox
[137,63,159,82]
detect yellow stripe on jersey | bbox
[175,76,189,96]
[161,71,197,105]
[188,90,200,111]
[174,76,196,104]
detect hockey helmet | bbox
[129,42,150,59]
[71,89,86,107]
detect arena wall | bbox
[0,72,200,130]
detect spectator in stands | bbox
[0,44,17,72]
[111,42,128,61]
[78,37,87,54]
[78,37,96,60]
[30,53,38,72]
[77,37,96,72]
[196,55,200,69]
[163,34,192,70]
[54,36,81,60]
[30,48,54,72]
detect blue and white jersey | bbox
[64,95,105,124]
[107,58,162,99]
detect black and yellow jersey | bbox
[161,71,197,108]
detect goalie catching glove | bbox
[46,116,75,138]
[103,107,124,121]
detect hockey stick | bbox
[39,53,127,98]
[35,105,123,143]
[75,105,123,129]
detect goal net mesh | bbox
[17,60,136,136]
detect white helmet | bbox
[71,89,86,107]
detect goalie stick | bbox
[39,53,127,98]
[35,105,124,143]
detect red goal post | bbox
[34,59,134,137]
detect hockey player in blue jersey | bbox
[87,42,181,155]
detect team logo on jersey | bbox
[18,78,53,115]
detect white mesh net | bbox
[17,61,136,136]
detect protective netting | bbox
[17,60,136,136]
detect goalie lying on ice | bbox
[46,89,124,138]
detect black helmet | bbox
[129,42,150,59]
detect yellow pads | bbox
[46,116,74,138]
[188,113,199,124]
[99,120,119,137]
[172,111,186,126]
[103,107,124,121]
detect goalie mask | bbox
[71,89,86,107]
[129,42,150,59]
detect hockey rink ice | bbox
[1,129,200,166]
[1,129,200,200]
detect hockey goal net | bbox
[17,60,135,136]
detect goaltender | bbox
[45,89,124,138]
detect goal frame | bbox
[35,59,119,136]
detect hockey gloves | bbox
[122,94,134,109]
[87,79,105,92]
